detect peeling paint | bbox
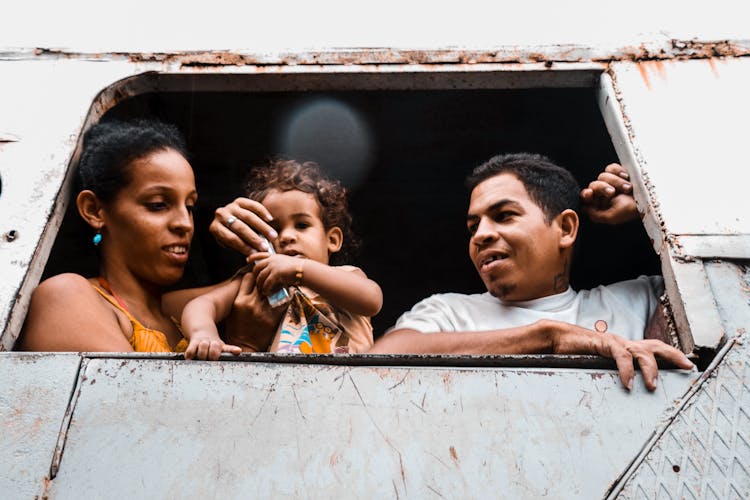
[0,132,20,142]
[12,40,750,70]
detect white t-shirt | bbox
[391,276,664,341]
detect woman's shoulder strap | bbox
[91,284,138,323]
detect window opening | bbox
[43,86,660,337]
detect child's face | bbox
[262,189,342,264]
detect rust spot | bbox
[39,476,52,500]
[707,58,720,78]
[653,60,667,80]
[528,52,546,62]
[15,40,750,75]
[449,446,459,465]
[636,60,669,90]
[637,63,652,90]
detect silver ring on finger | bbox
[225,215,237,227]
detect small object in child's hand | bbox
[260,236,291,307]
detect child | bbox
[182,159,382,359]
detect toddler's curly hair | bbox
[244,159,358,265]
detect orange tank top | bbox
[92,284,188,353]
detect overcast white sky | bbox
[1,1,748,52]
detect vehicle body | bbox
[1,16,749,498]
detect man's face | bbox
[466,173,567,301]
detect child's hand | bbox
[247,253,303,296]
[184,333,242,361]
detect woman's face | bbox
[100,148,197,287]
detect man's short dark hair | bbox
[466,153,580,222]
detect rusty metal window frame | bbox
[597,71,725,356]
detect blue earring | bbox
[92,231,102,246]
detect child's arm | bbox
[249,253,383,317]
[181,279,243,360]
[162,280,232,322]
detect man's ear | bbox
[556,209,579,250]
[326,226,344,254]
[76,190,106,230]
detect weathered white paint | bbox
[0,59,141,349]
[659,245,725,351]
[676,234,750,260]
[46,358,696,499]
[3,1,748,52]
[0,353,82,499]
[703,261,750,339]
[610,58,750,239]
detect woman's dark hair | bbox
[77,119,189,203]
[466,152,580,223]
[244,159,358,265]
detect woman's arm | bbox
[248,253,383,317]
[18,274,134,352]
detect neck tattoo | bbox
[552,258,569,293]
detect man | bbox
[368,153,693,390]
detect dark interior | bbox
[44,86,660,335]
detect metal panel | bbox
[2,4,749,54]
[659,246,725,351]
[48,359,696,499]
[677,235,750,260]
[704,261,750,345]
[0,353,82,499]
[610,332,750,499]
[0,59,145,349]
[609,58,750,243]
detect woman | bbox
[18,119,276,356]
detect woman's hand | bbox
[580,163,639,225]
[210,197,278,256]
[224,272,285,351]
[248,253,301,296]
